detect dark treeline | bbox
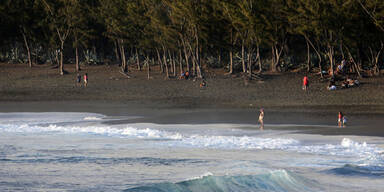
[0,0,383,77]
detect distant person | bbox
[185,71,190,80]
[327,80,336,91]
[179,71,185,80]
[303,75,309,91]
[342,115,347,127]
[76,73,81,86]
[200,79,207,88]
[338,112,343,127]
[258,108,264,130]
[341,78,349,89]
[84,73,88,87]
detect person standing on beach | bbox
[303,75,309,91]
[338,112,343,127]
[84,73,88,87]
[342,115,347,127]
[76,73,81,86]
[258,108,264,130]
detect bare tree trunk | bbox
[179,49,183,74]
[339,40,345,59]
[195,28,202,78]
[75,46,80,72]
[306,38,310,72]
[114,39,120,62]
[74,34,80,72]
[229,50,233,74]
[241,39,246,73]
[327,42,335,76]
[271,45,275,71]
[156,48,163,73]
[59,41,64,75]
[247,45,253,76]
[172,52,177,77]
[369,43,383,75]
[218,49,221,67]
[256,43,262,73]
[120,39,127,73]
[181,38,190,73]
[345,46,361,77]
[304,35,322,77]
[191,46,196,76]
[273,43,284,72]
[228,28,234,74]
[168,50,173,75]
[162,46,169,79]
[136,47,141,71]
[55,49,59,66]
[22,32,32,68]
[146,55,150,80]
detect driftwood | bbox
[119,71,131,78]
[250,72,263,80]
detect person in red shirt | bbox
[303,75,309,91]
[84,73,88,87]
[338,112,343,127]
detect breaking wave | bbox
[124,170,321,192]
[328,164,384,177]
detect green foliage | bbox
[0,0,383,72]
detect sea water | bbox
[0,112,383,192]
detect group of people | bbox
[179,71,208,89]
[76,73,88,87]
[257,108,347,130]
[302,60,358,91]
[338,111,347,127]
[341,77,360,89]
[179,71,190,80]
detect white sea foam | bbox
[0,112,105,125]
[188,172,214,180]
[0,112,383,167]
[83,116,103,121]
[1,122,382,162]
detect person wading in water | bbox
[258,108,264,130]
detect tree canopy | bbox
[0,0,383,76]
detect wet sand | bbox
[0,101,383,137]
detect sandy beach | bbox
[1,63,384,191]
[1,63,384,136]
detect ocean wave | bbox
[0,112,105,125]
[124,170,321,192]
[0,156,207,165]
[1,119,383,167]
[0,124,296,149]
[328,164,384,177]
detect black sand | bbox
[1,63,383,136]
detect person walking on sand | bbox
[342,115,347,127]
[84,73,88,87]
[258,108,264,130]
[76,73,81,87]
[303,75,309,91]
[338,112,343,127]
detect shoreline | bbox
[1,101,383,137]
